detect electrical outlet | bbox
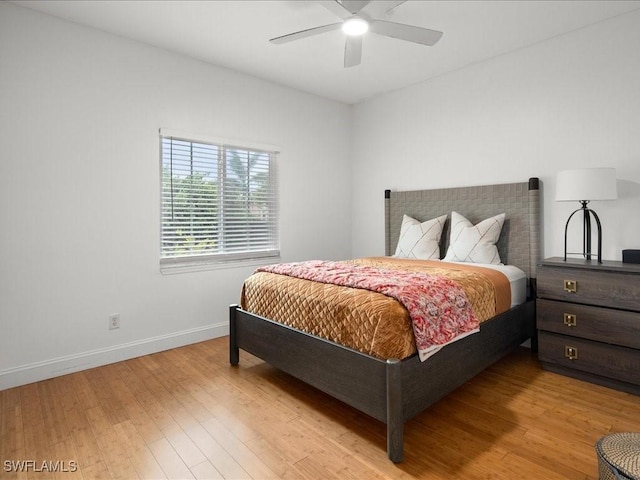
[109,314,120,330]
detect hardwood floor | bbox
[2,339,639,479]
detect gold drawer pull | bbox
[565,346,578,360]
[563,313,577,327]
[563,280,577,293]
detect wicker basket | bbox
[596,433,640,480]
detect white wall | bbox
[3,3,640,390]
[0,3,352,389]
[351,9,640,261]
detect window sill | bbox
[160,254,280,275]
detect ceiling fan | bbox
[269,1,443,68]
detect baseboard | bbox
[0,322,228,391]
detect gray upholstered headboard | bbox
[385,178,541,282]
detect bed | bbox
[229,177,541,462]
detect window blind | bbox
[160,134,279,265]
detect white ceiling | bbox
[13,0,640,104]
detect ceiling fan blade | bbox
[318,1,352,19]
[270,23,343,44]
[359,1,406,18]
[344,35,362,68]
[338,0,371,14]
[370,20,443,46]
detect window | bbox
[160,129,279,268]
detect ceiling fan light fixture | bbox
[342,16,369,36]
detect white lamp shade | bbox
[555,168,617,202]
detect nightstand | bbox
[536,257,640,395]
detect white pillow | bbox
[394,214,447,260]
[443,211,505,264]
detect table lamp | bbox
[556,168,617,263]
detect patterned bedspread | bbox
[241,257,511,361]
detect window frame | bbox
[159,128,280,273]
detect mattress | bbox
[240,257,520,361]
[448,261,528,307]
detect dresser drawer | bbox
[537,265,640,311]
[537,299,640,349]
[538,331,640,386]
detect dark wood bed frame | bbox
[229,177,541,462]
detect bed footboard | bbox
[229,304,389,421]
[229,304,406,461]
[228,301,535,463]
